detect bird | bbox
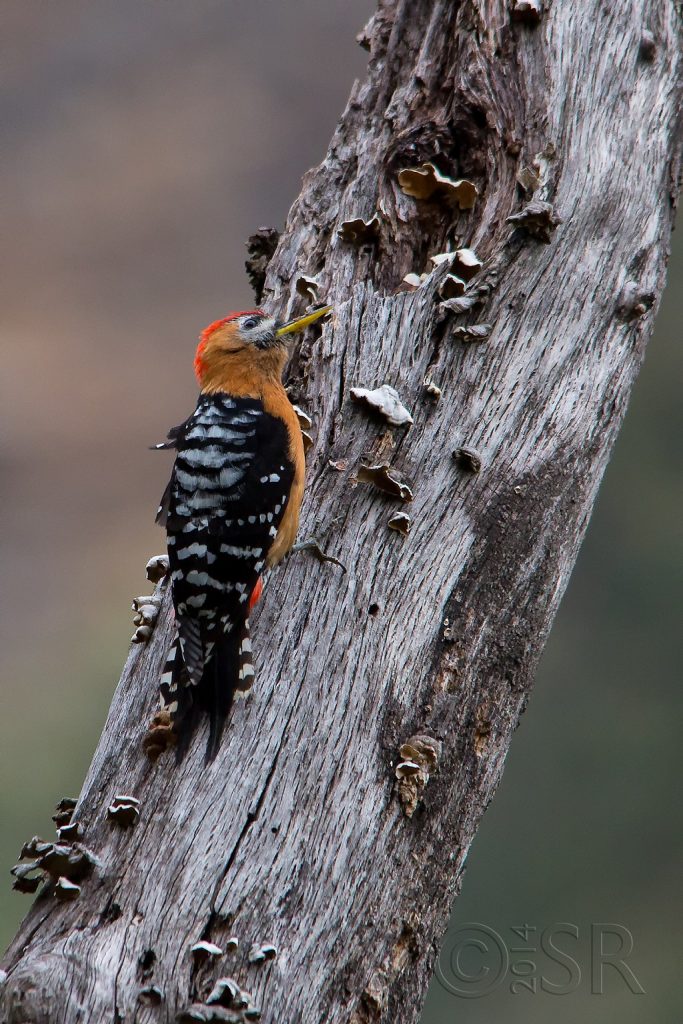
[143,304,331,763]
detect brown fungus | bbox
[132,595,161,629]
[452,248,483,281]
[143,709,176,761]
[14,836,97,888]
[398,163,478,210]
[131,624,153,644]
[507,199,561,242]
[388,511,411,536]
[292,405,312,430]
[423,378,442,400]
[438,294,481,317]
[429,252,456,268]
[395,735,442,818]
[510,0,543,23]
[138,986,163,1007]
[350,384,413,427]
[54,876,81,902]
[517,164,541,196]
[52,797,77,828]
[437,274,467,300]
[338,215,380,245]
[145,554,170,583]
[248,942,277,964]
[206,977,242,1007]
[295,274,320,302]
[191,940,224,964]
[57,821,81,843]
[11,861,45,894]
[107,795,141,828]
[452,324,492,343]
[356,463,413,502]
[401,271,427,290]
[452,447,482,473]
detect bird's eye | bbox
[242,316,260,330]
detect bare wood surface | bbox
[2,2,680,1022]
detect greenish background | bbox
[1,4,680,1021]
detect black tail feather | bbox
[151,618,252,763]
[201,630,240,763]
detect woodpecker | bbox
[144,304,331,762]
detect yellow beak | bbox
[275,305,332,337]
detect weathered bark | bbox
[2,2,679,1022]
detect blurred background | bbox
[0,3,680,1021]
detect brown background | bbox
[1,4,680,1022]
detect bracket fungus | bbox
[356,463,413,502]
[516,164,541,196]
[337,214,380,245]
[350,384,413,427]
[145,554,170,584]
[52,796,77,828]
[451,248,483,281]
[138,986,163,1007]
[11,835,97,896]
[107,794,141,828]
[191,940,224,964]
[206,977,242,1007]
[10,860,44,894]
[292,405,312,430]
[143,709,176,762]
[131,593,162,643]
[54,876,81,902]
[401,271,427,290]
[438,293,481,317]
[428,252,455,269]
[437,274,467,300]
[452,324,492,343]
[395,735,442,818]
[388,511,411,536]
[510,0,543,22]
[398,163,478,210]
[452,447,482,473]
[195,976,262,1020]
[295,274,320,302]
[248,943,278,964]
[57,821,81,843]
[423,378,442,400]
[507,199,561,242]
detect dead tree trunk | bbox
[2,2,679,1022]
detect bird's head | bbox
[194,306,331,391]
